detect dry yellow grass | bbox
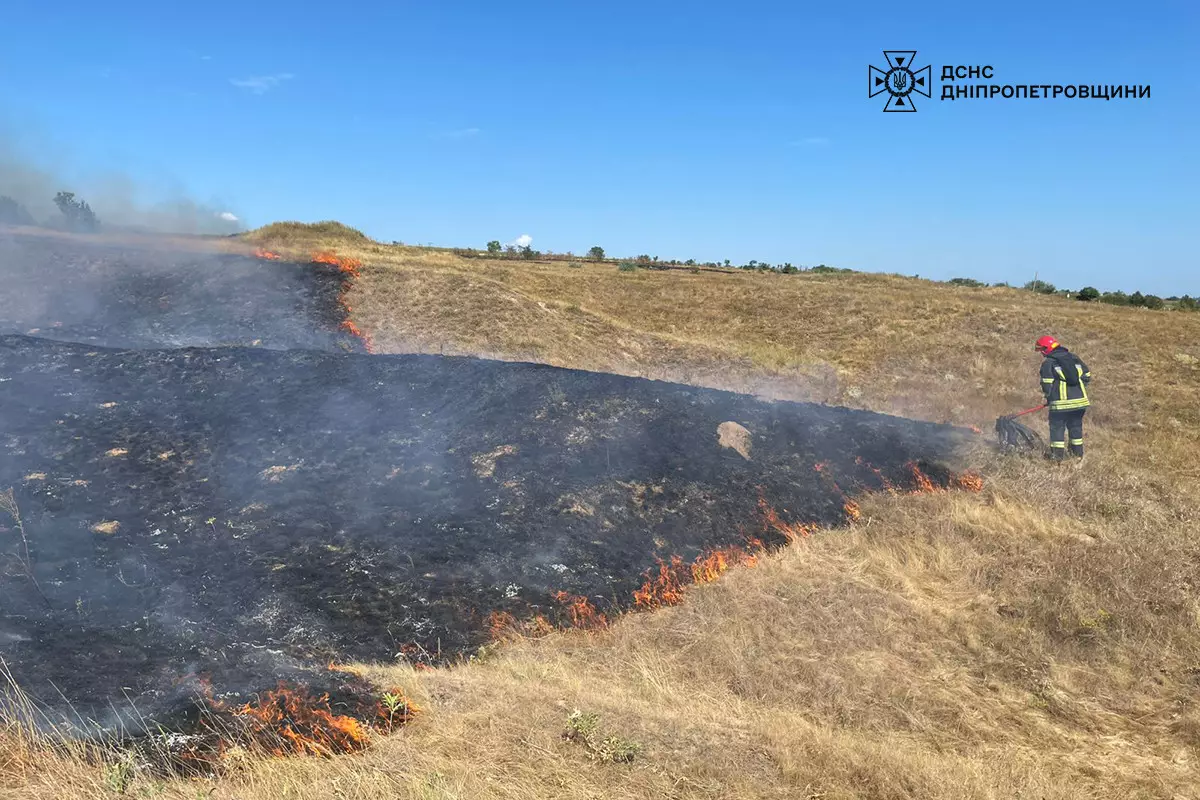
[4,223,1199,799]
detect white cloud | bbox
[508,234,533,249]
[217,211,239,222]
[230,73,294,94]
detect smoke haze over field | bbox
[0,136,244,236]
[0,233,364,351]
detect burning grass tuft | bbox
[144,680,416,778]
[551,591,609,630]
[956,471,985,492]
[632,542,766,611]
[206,682,414,759]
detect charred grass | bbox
[3,225,1199,798]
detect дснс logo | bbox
[869,51,931,112]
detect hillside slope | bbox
[243,223,1199,440]
[4,225,1199,799]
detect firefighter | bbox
[1035,335,1092,460]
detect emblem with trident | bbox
[869,51,932,112]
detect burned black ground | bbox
[0,229,363,352]
[0,232,977,738]
[0,336,974,732]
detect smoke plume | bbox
[0,135,244,236]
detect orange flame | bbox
[198,681,414,759]
[486,463,983,644]
[854,456,898,494]
[691,545,758,583]
[553,590,609,629]
[488,610,519,639]
[487,609,556,640]
[228,685,368,757]
[632,538,769,611]
[311,250,363,277]
[757,495,817,542]
[908,462,937,493]
[326,662,363,677]
[956,472,984,492]
[309,250,374,353]
[632,555,688,610]
[253,248,281,260]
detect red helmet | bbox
[1035,335,1059,354]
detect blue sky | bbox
[2,1,1197,295]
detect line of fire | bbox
[0,233,982,772]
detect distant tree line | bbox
[1014,279,1194,311]
[473,239,859,276]
[942,276,1194,311]
[0,190,100,232]
[457,239,1200,312]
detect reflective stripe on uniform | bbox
[1049,442,1067,448]
[1046,361,1090,410]
[1069,438,1084,445]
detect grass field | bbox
[4,222,1200,799]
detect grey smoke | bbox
[0,136,246,236]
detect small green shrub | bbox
[563,709,642,763]
[1076,286,1100,301]
[948,277,985,287]
[618,262,637,272]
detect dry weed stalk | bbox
[0,489,50,610]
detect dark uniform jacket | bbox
[1040,346,1092,411]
